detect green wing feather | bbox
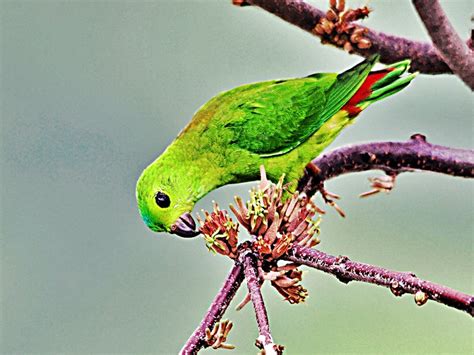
[216,55,378,157]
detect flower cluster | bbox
[268,263,309,305]
[198,166,323,304]
[229,172,321,262]
[198,203,239,259]
[313,0,372,53]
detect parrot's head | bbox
[136,159,200,238]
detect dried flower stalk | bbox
[313,0,372,53]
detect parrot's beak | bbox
[170,212,199,238]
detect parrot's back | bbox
[179,55,416,183]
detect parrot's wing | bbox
[223,56,378,157]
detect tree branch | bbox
[181,136,473,352]
[242,252,282,354]
[297,134,474,197]
[240,0,454,74]
[285,245,474,316]
[180,262,245,354]
[412,0,474,89]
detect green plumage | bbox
[136,56,416,234]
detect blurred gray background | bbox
[1,0,472,354]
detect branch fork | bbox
[180,135,473,353]
[235,0,474,88]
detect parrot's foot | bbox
[319,187,346,218]
[205,319,235,350]
[359,173,397,198]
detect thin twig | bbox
[180,262,245,354]
[285,245,474,316]
[297,134,474,197]
[412,0,474,89]
[242,252,281,354]
[239,0,454,74]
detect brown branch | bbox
[180,262,245,354]
[238,0,454,74]
[412,0,474,89]
[181,136,473,352]
[242,252,283,354]
[285,244,474,316]
[297,134,474,198]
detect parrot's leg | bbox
[305,161,346,217]
[319,187,346,218]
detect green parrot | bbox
[136,55,416,237]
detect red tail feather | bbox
[342,68,394,117]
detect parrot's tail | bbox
[342,59,418,117]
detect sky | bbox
[1,0,473,354]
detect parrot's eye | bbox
[155,191,170,208]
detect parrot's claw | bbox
[319,187,346,218]
[205,319,235,350]
[359,174,397,198]
[323,190,341,200]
